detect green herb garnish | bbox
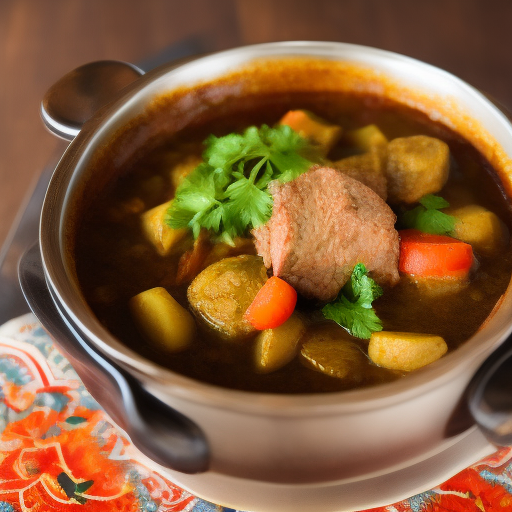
[167,124,318,243]
[400,194,456,235]
[322,263,383,339]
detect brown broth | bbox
[74,91,512,394]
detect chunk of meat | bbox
[252,167,399,301]
[386,135,450,204]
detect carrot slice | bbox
[279,110,342,154]
[244,276,297,330]
[175,230,211,285]
[399,229,474,278]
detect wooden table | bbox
[1,0,512,249]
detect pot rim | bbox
[40,40,512,416]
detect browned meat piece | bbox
[252,167,399,301]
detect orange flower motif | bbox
[438,467,512,512]
[0,335,198,512]
[0,405,138,511]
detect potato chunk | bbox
[368,331,448,371]
[404,275,469,297]
[187,255,268,340]
[300,324,366,381]
[254,314,306,373]
[450,205,508,254]
[301,339,366,380]
[333,151,387,200]
[345,124,388,152]
[279,110,342,156]
[129,287,195,352]
[386,135,450,204]
[141,200,189,256]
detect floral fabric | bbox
[0,314,511,512]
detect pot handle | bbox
[467,333,512,446]
[41,60,144,141]
[18,242,210,474]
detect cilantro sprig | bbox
[400,194,456,235]
[167,124,318,243]
[322,264,383,339]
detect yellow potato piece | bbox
[404,274,469,297]
[301,338,366,381]
[254,314,306,373]
[345,124,388,152]
[368,331,448,371]
[450,204,508,254]
[129,287,195,352]
[187,255,268,340]
[141,200,189,256]
[386,135,450,204]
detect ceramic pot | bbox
[32,42,512,512]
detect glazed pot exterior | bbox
[39,42,512,510]
[143,365,488,485]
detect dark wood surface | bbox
[1,0,512,249]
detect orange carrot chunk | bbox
[399,229,474,278]
[279,110,342,155]
[245,276,298,330]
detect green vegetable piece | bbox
[167,124,318,242]
[322,263,383,339]
[400,194,456,235]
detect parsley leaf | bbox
[167,125,318,241]
[322,263,383,339]
[400,194,456,235]
[225,165,274,230]
[419,194,450,210]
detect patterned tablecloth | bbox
[0,313,511,512]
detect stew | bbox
[74,87,512,394]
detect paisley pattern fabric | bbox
[0,313,511,512]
